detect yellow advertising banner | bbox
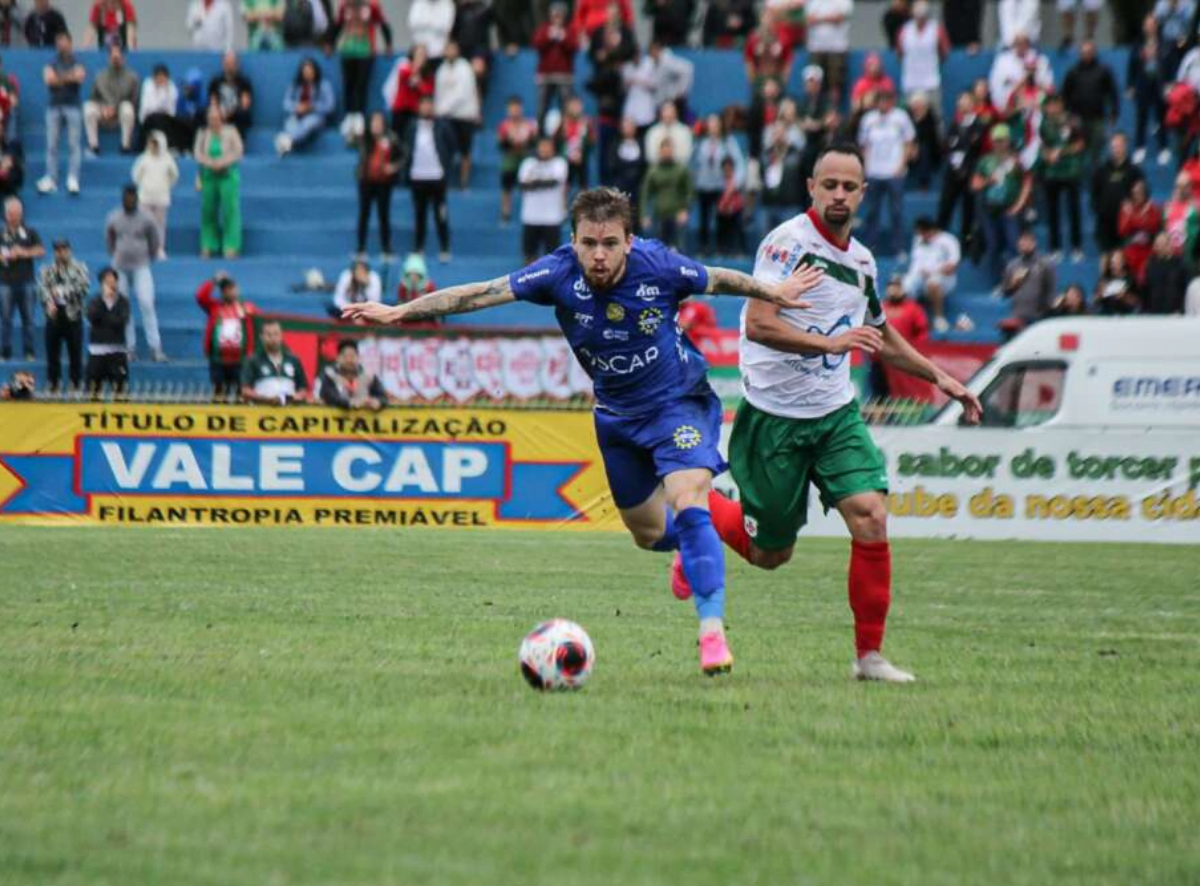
[0,403,623,530]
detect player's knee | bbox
[848,503,888,542]
[630,529,660,551]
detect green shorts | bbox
[728,399,888,551]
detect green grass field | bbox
[1,528,1197,886]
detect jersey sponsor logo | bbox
[672,424,702,450]
[602,328,630,341]
[578,344,659,375]
[606,303,625,322]
[635,282,661,300]
[573,311,593,327]
[518,268,551,285]
[573,276,592,300]
[785,314,853,373]
[678,265,699,278]
[637,307,664,335]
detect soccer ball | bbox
[518,619,595,691]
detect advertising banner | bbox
[263,315,593,406]
[0,403,623,530]
[713,427,1200,544]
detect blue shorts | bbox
[593,384,728,510]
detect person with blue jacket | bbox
[275,56,335,157]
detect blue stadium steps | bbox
[0,44,1152,389]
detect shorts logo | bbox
[573,277,593,300]
[638,307,664,335]
[673,424,702,450]
[744,515,758,538]
[636,282,661,300]
[606,303,625,322]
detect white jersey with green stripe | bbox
[739,209,884,420]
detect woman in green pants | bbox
[194,103,244,259]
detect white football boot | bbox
[853,651,916,683]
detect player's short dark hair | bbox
[262,319,282,331]
[813,142,866,176]
[337,338,359,354]
[570,187,633,236]
[98,266,118,284]
[914,216,936,232]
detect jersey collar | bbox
[805,208,851,252]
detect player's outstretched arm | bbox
[341,276,517,325]
[878,324,983,423]
[704,264,821,308]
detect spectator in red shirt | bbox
[86,0,137,50]
[573,0,632,40]
[1118,179,1163,283]
[850,52,896,116]
[532,3,578,131]
[744,9,794,92]
[387,44,433,138]
[677,299,719,352]
[0,58,19,140]
[878,273,934,401]
[196,272,256,401]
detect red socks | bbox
[707,491,754,562]
[849,540,891,657]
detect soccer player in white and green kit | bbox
[671,144,982,682]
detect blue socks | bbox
[675,507,726,621]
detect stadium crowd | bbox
[0,0,1198,402]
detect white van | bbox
[933,317,1200,430]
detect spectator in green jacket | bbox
[639,137,693,250]
[1037,92,1086,263]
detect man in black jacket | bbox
[1143,233,1189,314]
[943,0,982,52]
[1061,41,1120,173]
[1090,132,1145,252]
[24,0,69,47]
[401,95,456,262]
[85,267,129,399]
[316,339,386,410]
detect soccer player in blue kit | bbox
[344,188,823,675]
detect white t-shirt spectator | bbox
[410,121,445,181]
[622,56,658,128]
[989,47,1053,111]
[645,121,694,165]
[186,0,235,52]
[910,230,961,278]
[652,48,694,107]
[434,57,480,122]
[858,107,915,179]
[898,19,941,95]
[333,269,384,310]
[998,0,1041,45]
[138,79,178,122]
[805,0,853,53]
[518,156,569,226]
[408,0,456,59]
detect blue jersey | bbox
[509,239,711,415]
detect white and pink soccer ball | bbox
[518,619,595,691]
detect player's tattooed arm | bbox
[704,265,821,308]
[341,276,516,325]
